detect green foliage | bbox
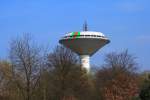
[139,75,150,100]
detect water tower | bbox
[59,23,110,72]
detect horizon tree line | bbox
[0,34,149,100]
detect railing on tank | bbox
[62,35,105,39]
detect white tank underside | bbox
[59,38,109,56]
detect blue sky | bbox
[0,0,150,71]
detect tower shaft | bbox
[80,55,90,72]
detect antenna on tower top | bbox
[83,21,88,31]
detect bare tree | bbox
[95,50,139,100]
[9,34,44,100]
[0,60,12,100]
[47,45,94,100]
[104,50,138,74]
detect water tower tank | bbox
[59,25,110,72]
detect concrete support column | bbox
[80,55,90,72]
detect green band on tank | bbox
[71,32,80,39]
[76,32,80,38]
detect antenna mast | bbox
[83,21,88,31]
